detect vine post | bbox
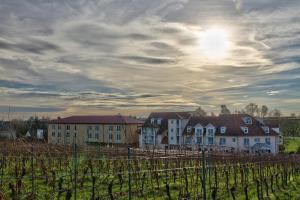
[73,132,78,200]
[128,146,132,200]
[201,148,206,200]
[31,144,35,195]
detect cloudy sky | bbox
[0,0,299,118]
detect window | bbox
[116,132,121,141]
[245,117,252,124]
[157,119,161,125]
[151,118,154,124]
[176,128,179,135]
[187,126,192,133]
[66,125,70,130]
[171,128,174,132]
[207,128,214,135]
[241,127,248,134]
[74,125,77,130]
[171,136,174,140]
[171,120,174,124]
[58,125,61,130]
[52,132,55,137]
[196,136,202,144]
[220,126,226,134]
[88,126,92,130]
[87,132,92,139]
[108,125,113,132]
[219,138,226,145]
[254,138,260,143]
[58,132,61,137]
[95,126,100,131]
[66,132,70,137]
[176,120,179,125]
[263,127,270,133]
[244,138,249,146]
[52,125,56,129]
[186,137,192,144]
[207,137,214,145]
[232,138,236,142]
[108,132,113,140]
[116,125,121,131]
[265,138,271,145]
[196,128,203,136]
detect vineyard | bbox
[0,141,300,200]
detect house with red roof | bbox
[48,115,143,146]
[182,114,280,154]
[140,113,280,154]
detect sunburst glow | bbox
[199,27,231,60]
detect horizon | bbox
[0,0,300,119]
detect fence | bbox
[0,140,299,199]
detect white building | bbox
[140,113,280,154]
[139,112,192,149]
[182,114,280,154]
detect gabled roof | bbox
[183,114,278,136]
[49,115,144,124]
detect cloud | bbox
[0,0,299,117]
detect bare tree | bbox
[269,109,281,118]
[261,105,269,118]
[245,103,258,116]
[220,105,231,114]
[193,107,207,117]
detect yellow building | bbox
[48,115,143,146]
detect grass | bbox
[284,137,300,153]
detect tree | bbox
[193,107,207,117]
[261,105,268,118]
[269,109,281,118]
[245,103,258,116]
[290,113,296,118]
[220,105,231,114]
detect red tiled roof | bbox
[183,114,278,136]
[49,115,144,124]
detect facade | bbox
[182,114,280,154]
[140,113,280,154]
[48,115,143,146]
[139,112,192,149]
[0,121,16,139]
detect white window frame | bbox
[265,138,271,145]
[245,117,252,125]
[219,138,226,145]
[220,126,226,134]
[244,138,249,146]
[187,126,192,133]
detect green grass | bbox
[284,137,300,153]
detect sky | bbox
[0,0,299,119]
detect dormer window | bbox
[244,117,252,125]
[263,126,270,133]
[241,126,248,134]
[187,126,192,133]
[220,126,226,134]
[157,118,162,125]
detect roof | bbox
[183,114,278,136]
[49,115,144,124]
[142,111,192,134]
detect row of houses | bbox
[139,112,281,154]
[48,112,281,154]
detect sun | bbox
[199,27,231,60]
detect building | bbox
[0,121,16,139]
[182,114,280,154]
[140,113,280,154]
[139,112,192,149]
[48,115,143,146]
